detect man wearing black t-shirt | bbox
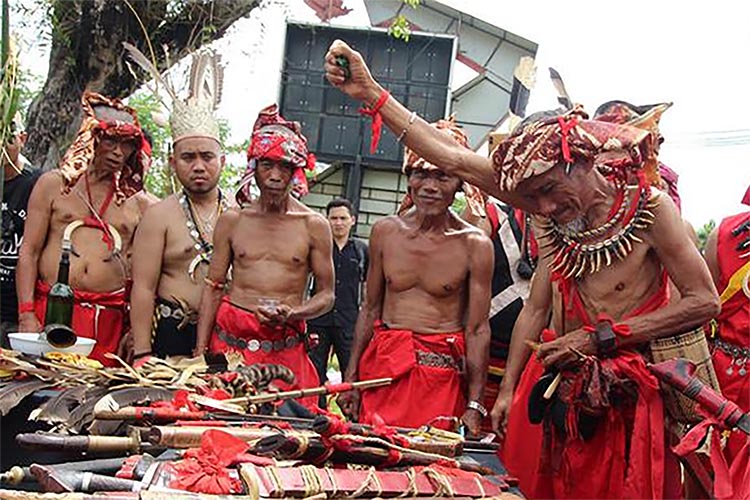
[1,124,40,341]
[308,198,368,403]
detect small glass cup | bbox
[258,298,280,316]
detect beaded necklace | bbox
[178,189,228,281]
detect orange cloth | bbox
[209,297,319,409]
[34,280,126,367]
[358,322,466,428]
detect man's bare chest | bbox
[550,247,663,325]
[51,194,140,243]
[382,236,469,295]
[232,218,310,266]
[164,214,207,267]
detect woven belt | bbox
[416,350,460,371]
[217,329,303,353]
[157,302,197,324]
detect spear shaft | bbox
[225,377,393,405]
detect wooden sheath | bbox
[147,425,317,449]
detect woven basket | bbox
[649,327,721,424]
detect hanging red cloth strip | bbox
[83,174,116,250]
[359,90,391,154]
[557,115,579,163]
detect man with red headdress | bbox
[194,104,334,410]
[16,92,156,366]
[337,117,494,434]
[324,40,719,498]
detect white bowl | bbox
[8,333,96,357]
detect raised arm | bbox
[324,40,525,207]
[16,172,57,333]
[130,205,166,360]
[462,232,494,435]
[338,220,387,419]
[194,209,237,356]
[288,214,334,321]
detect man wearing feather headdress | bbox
[16,92,156,366]
[324,40,719,498]
[129,48,231,363]
[194,104,334,410]
[336,117,494,434]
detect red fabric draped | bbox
[503,270,678,499]
[713,211,750,465]
[358,323,466,428]
[209,297,319,409]
[34,280,126,367]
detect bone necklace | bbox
[178,189,227,282]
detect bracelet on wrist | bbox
[466,400,488,418]
[397,111,418,143]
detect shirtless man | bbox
[131,89,228,361]
[195,104,333,408]
[17,92,155,366]
[324,41,719,498]
[338,118,493,434]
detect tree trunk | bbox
[24,0,260,171]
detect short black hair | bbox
[326,198,354,216]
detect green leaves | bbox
[388,0,421,42]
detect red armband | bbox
[359,89,390,154]
[18,302,35,315]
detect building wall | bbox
[302,165,407,239]
[356,168,408,238]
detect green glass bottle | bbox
[44,244,74,327]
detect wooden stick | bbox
[224,377,393,405]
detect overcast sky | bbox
[16,0,749,227]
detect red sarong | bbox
[713,211,750,464]
[209,297,319,409]
[34,280,126,367]
[503,271,681,499]
[358,322,466,428]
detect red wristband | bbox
[359,89,390,154]
[18,302,35,315]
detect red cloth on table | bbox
[503,269,681,499]
[34,280,126,367]
[170,429,248,494]
[713,211,750,463]
[209,297,319,409]
[358,322,466,428]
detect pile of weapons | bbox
[0,350,518,499]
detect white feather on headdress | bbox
[123,42,223,144]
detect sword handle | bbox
[650,358,745,428]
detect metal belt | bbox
[216,329,303,353]
[713,337,749,376]
[156,302,197,324]
[713,337,750,359]
[416,350,461,371]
